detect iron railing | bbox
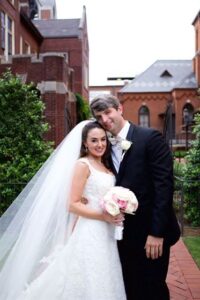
[174,176,200,235]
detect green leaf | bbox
[0,69,54,214]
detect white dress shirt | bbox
[111,121,130,172]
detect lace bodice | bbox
[78,158,115,210]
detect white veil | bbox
[0,120,90,299]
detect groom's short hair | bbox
[90,94,120,116]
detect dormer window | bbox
[160,70,172,77]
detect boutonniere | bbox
[120,139,132,151]
[107,132,132,152]
[121,139,132,160]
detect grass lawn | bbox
[183,236,200,268]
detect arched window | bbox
[139,106,150,128]
[182,103,194,126]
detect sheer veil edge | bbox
[0,120,90,299]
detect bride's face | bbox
[84,128,107,158]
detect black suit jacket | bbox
[110,123,180,247]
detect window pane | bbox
[140,115,149,128]
[139,105,150,127]
[0,12,5,49]
[8,17,12,31]
[1,11,5,26]
[140,106,149,114]
[8,33,12,54]
[182,104,194,125]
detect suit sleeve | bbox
[146,130,174,237]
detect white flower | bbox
[104,200,120,216]
[110,186,132,201]
[102,186,138,215]
[120,139,132,151]
[125,198,138,214]
[107,132,132,151]
[101,186,138,240]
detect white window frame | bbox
[0,11,14,60]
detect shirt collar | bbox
[117,121,130,140]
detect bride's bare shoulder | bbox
[73,158,90,177]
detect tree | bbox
[184,113,200,226]
[76,93,91,122]
[0,70,53,214]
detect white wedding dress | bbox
[17,158,126,300]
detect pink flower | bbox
[117,199,128,210]
[101,186,138,240]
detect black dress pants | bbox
[118,240,170,300]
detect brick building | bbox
[118,11,200,146]
[89,11,200,148]
[119,60,199,146]
[0,0,89,146]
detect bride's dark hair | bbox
[80,121,111,169]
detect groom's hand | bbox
[145,235,164,259]
[81,197,88,204]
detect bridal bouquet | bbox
[101,186,138,240]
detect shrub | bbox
[0,70,53,214]
[183,113,200,226]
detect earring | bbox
[85,146,88,153]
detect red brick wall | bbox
[193,13,200,86]
[119,89,199,139]
[19,21,41,55]
[173,90,199,135]
[40,38,86,98]
[119,92,170,132]
[0,0,41,56]
[1,1,89,146]
[0,53,76,146]
[40,10,51,20]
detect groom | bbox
[90,94,180,300]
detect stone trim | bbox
[37,81,68,94]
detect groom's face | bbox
[93,106,124,136]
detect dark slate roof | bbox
[33,19,81,38]
[120,60,198,93]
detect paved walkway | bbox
[167,239,200,299]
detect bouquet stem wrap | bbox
[101,186,138,240]
[115,226,124,240]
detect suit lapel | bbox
[117,123,135,181]
[126,122,135,141]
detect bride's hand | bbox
[102,212,124,225]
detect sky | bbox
[56,0,200,86]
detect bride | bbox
[0,120,126,300]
